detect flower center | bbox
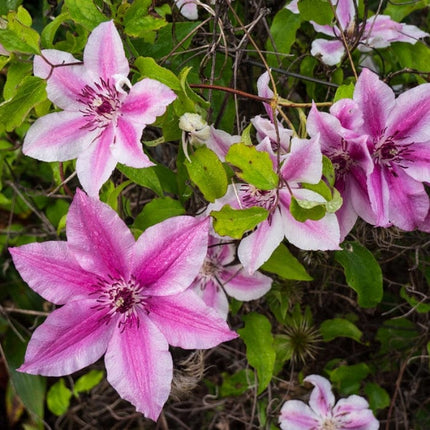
[372,133,414,175]
[320,418,339,430]
[77,78,122,131]
[92,275,147,330]
[240,184,277,211]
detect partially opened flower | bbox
[23,21,176,196]
[9,189,237,421]
[279,374,379,430]
[190,234,272,319]
[288,0,428,66]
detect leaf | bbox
[238,313,276,394]
[3,329,46,426]
[3,61,33,100]
[298,0,334,25]
[384,0,429,21]
[400,286,430,313]
[134,56,181,91]
[375,318,419,355]
[329,363,370,395]
[334,82,355,102]
[0,76,47,132]
[185,146,228,202]
[392,42,430,71]
[219,369,254,397]
[47,379,72,416]
[211,205,268,239]
[133,197,185,231]
[226,143,278,190]
[64,0,106,31]
[117,164,164,196]
[73,370,104,395]
[335,241,383,308]
[364,383,390,412]
[41,12,71,48]
[261,243,312,281]
[290,196,326,222]
[320,318,363,343]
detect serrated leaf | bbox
[185,146,228,202]
[47,379,72,416]
[335,241,383,308]
[133,197,185,231]
[0,76,46,132]
[226,143,278,190]
[64,0,106,31]
[134,56,181,91]
[211,205,268,239]
[73,370,104,395]
[261,243,312,281]
[320,318,363,343]
[298,0,334,24]
[238,313,276,394]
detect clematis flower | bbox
[175,0,200,20]
[23,21,176,196]
[209,120,340,274]
[310,68,430,232]
[190,234,272,319]
[286,0,428,66]
[279,374,379,430]
[9,189,237,421]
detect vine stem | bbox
[189,83,332,108]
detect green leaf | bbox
[392,42,430,71]
[329,363,370,395]
[226,143,278,190]
[133,197,185,231]
[261,243,312,281]
[320,318,363,343]
[0,76,47,132]
[134,56,181,91]
[273,334,294,375]
[298,0,334,24]
[47,379,72,416]
[364,382,390,412]
[400,286,430,313]
[3,61,32,99]
[290,196,326,222]
[335,241,383,308]
[219,369,254,397]
[211,205,268,239]
[41,12,71,48]
[384,0,429,21]
[375,318,419,355]
[334,82,355,102]
[322,155,336,187]
[0,9,41,54]
[3,330,46,426]
[64,0,106,31]
[238,313,276,394]
[185,146,228,202]
[117,164,164,196]
[73,370,104,395]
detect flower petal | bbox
[133,216,210,296]
[304,374,335,416]
[191,279,230,320]
[105,314,172,421]
[75,125,118,197]
[34,50,89,110]
[175,0,198,20]
[279,400,320,430]
[66,189,135,277]
[120,78,176,127]
[354,68,395,138]
[402,142,430,182]
[83,21,129,81]
[23,111,95,162]
[311,38,345,66]
[111,117,154,168]
[204,126,241,162]
[18,299,111,376]
[221,266,272,301]
[279,189,341,251]
[257,71,275,121]
[9,242,95,305]
[336,0,356,30]
[237,210,284,274]
[334,396,379,429]
[147,289,237,349]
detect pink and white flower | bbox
[9,190,237,421]
[279,374,379,430]
[287,0,428,66]
[190,234,272,319]
[23,21,176,196]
